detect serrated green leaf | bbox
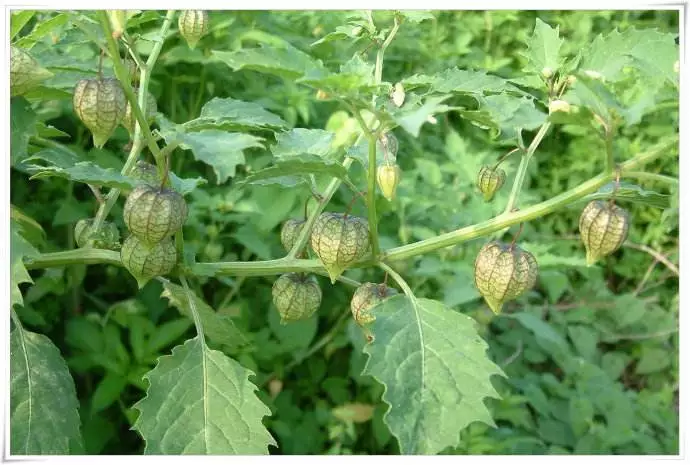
[298,54,377,96]
[25,148,138,190]
[461,94,546,140]
[168,172,208,196]
[579,181,669,209]
[567,74,623,126]
[582,28,678,88]
[10,97,37,166]
[213,44,322,79]
[11,221,39,310]
[242,154,347,187]
[132,336,276,454]
[161,282,249,351]
[362,296,503,454]
[523,18,563,75]
[11,204,47,248]
[185,97,288,132]
[393,95,452,137]
[271,128,336,158]
[161,124,264,184]
[11,326,83,454]
[35,121,70,139]
[404,68,525,97]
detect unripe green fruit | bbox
[351,282,398,325]
[10,46,53,97]
[178,10,209,49]
[310,212,370,283]
[73,77,127,148]
[122,90,157,137]
[120,235,177,288]
[376,164,402,201]
[474,241,538,314]
[74,219,120,250]
[578,200,630,266]
[123,185,188,245]
[280,218,306,254]
[129,161,159,186]
[477,165,506,202]
[272,273,322,324]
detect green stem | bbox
[24,249,122,269]
[503,122,551,214]
[374,15,400,85]
[605,124,615,173]
[180,276,205,341]
[378,262,414,300]
[385,135,675,262]
[624,171,678,187]
[23,137,676,275]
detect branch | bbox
[503,122,551,214]
[22,136,677,276]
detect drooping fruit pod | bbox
[350,282,398,325]
[280,218,306,253]
[122,89,158,137]
[123,185,188,245]
[74,219,120,250]
[578,200,630,265]
[376,163,402,201]
[474,241,538,314]
[377,132,399,160]
[129,160,159,186]
[272,273,322,324]
[310,212,370,283]
[120,235,177,288]
[73,77,127,148]
[178,10,209,49]
[477,165,506,202]
[10,46,53,97]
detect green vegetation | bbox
[10,9,678,455]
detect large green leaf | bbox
[362,296,503,454]
[161,281,249,351]
[10,326,83,454]
[460,94,547,140]
[242,154,348,187]
[185,97,289,132]
[133,336,276,454]
[271,128,336,158]
[11,221,39,310]
[298,54,378,96]
[523,18,564,75]
[159,119,265,184]
[582,28,678,88]
[213,44,322,79]
[403,68,525,97]
[392,95,453,137]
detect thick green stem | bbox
[385,135,675,262]
[503,122,551,214]
[24,135,676,276]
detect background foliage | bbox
[10,10,678,455]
